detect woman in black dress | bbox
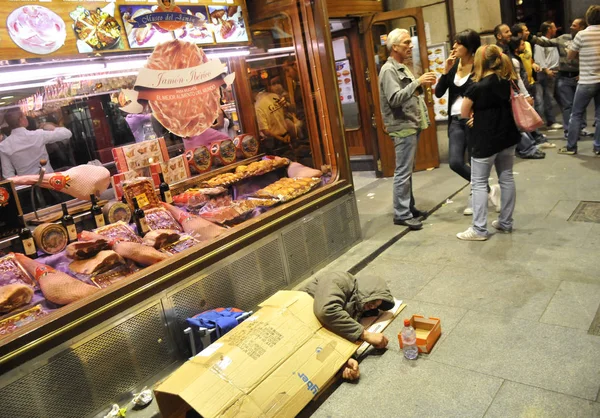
[456,44,521,241]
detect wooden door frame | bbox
[362,8,440,177]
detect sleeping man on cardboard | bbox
[299,271,395,381]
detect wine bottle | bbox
[90,194,105,228]
[158,172,173,204]
[132,197,149,237]
[61,203,77,243]
[18,215,38,259]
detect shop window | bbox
[332,37,360,131]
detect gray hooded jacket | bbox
[299,271,395,342]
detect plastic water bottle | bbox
[401,319,418,360]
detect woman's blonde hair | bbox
[472,44,517,82]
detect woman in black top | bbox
[435,30,497,215]
[456,44,520,241]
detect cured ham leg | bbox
[143,229,180,249]
[9,165,111,201]
[69,251,125,275]
[112,242,169,266]
[80,231,170,266]
[14,253,99,305]
[162,202,225,241]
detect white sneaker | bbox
[492,220,512,233]
[463,207,473,215]
[549,123,563,130]
[456,227,488,241]
[538,142,556,149]
[488,184,501,213]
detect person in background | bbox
[510,23,555,148]
[436,29,502,216]
[533,21,563,130]
[457,45,520,241]
[556,18,591,140]
[0,108,72,179]
[507,36,549,160]
[254,79,294,160]
[379,28,436,231]
[494,23,513,54]
[299,271,395,381]
[561,5,600,156]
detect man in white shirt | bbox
[533,21,562,130]
[559,5,600,155]
[0,108,72,179]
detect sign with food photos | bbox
[427,43,450,121]
[0,0,250,61]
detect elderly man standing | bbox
[0,108,72,179]
[560,5,600,155]
[379,28,436,230]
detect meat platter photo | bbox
[6,5,67,55]
[173,6,214,45]
[208,5,248,44]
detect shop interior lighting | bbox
[0,96,14,99]
[266,46,296,54]
[206,50,250,59]
[64,71,140,83]
[0,80,57,93]
[0,63,106,85]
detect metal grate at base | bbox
[568,201,600,223]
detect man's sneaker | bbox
[581,129,593,137]
[463,207,473,216]
[393,217,423,230]
[456,227,488,241]
[492,220,512,233]
[549,123,563,130]
[594,148,600,156]
[558,147,577,155]
[538,142,556,149]
[488,184,501,213]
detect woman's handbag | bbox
[510,80,543,132]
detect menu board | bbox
[0,0,250,61]
[427,43,450,121]
[335,60,355,104]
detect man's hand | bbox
[545,69,556,78]
[41,123,56,131]
[526,96,534,106]
[466,117,474,128]
[532,63,541,72]
[418,72,437,86]
[361,330,389,349]
[342,358,360,381]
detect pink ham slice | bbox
[162,202,225,241]
[14,253,99,306]
[9,165,110,201]
[146,40,221,137]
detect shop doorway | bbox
[362,8,440,177]
[330,19,378,172]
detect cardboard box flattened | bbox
[155,291,329,418]
[247,328,356,417]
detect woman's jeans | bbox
[448,117,471,182]
[471,146,516,236]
